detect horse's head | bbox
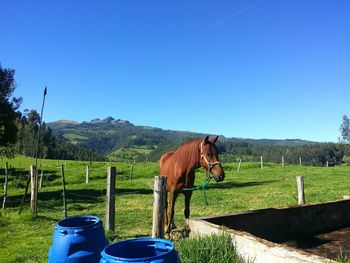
[200,135,225,182]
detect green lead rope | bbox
[182,177,213,206]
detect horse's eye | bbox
[207,153,212,157]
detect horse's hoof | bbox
[184,226,191,237]
[170,223,177,230]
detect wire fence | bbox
[0,164,320,200]
[1,160,347,239]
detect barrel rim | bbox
[101,238,176,262]
[56,215,101,229]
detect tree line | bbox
[216,141,347,166]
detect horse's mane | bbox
[171,138,202,167]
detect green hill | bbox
[48,116,316,162]
[48,117,204,161]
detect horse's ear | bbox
[210,135,219,144]
[203,136,209,144]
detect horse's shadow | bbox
[207,180,277,190]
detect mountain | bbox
[48,117,205,161]
[48,117,315,161]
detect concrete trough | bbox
[189,199,350,263]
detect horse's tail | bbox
[160,151,174,169]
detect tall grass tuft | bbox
[336,250,350,263]
[176,234,243,263]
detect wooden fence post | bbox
[2,162,9,209]
[86,165,90,184]
[30,165,38,215]
[281,156,284,167]
[237,159,242,172]
[61,165,67,218]
[39,170,44,188]
[260,156,263,170]
[296,176,305,205]
[19,170,31,214]
[106,167,117,232]
[152,175,167,238]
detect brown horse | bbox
[159,135,225,234]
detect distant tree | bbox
[0,64,22,156]
[339,115,350,144]
[15,109,41,157]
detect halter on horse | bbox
[200,139,222,179]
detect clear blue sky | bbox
[1,0,349,142]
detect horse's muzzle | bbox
[213,172,225,182]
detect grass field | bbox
[0,156,350,262]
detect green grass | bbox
[343,156,350,165]
[108,146,154,161]
[1,156,350,262]
[62,133,88,143]
[177,233,243,263]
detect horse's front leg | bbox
[184,190,193,227]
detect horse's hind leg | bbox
[164,191,169,228]
[165,190,173,234]
[184,191,193,226]
[165,189,179,234]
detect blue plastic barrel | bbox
[48,215,109,263]
[100,238,180,263]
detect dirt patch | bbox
[283,227,350,260]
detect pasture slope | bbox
[0,156,350,262]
